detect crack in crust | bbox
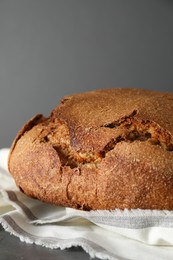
[40,112,173,169]
[101,115,173,155]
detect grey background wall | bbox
[0,0,173,148]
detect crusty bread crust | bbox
[8,88,173,210]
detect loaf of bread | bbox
[8,88,173,210]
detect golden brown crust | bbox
[8,114,46,170]
[8,88,173,210]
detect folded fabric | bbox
[1,149,173,260]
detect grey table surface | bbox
[0,225,99,260]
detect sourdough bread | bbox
[8,88,173,210]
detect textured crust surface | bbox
[8,88,173,210]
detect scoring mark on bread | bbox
[52,145,78,168]
[101,111,173,153]
[39,111,173,170]
[102,110,137,129]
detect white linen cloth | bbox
[1,148,173,260]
